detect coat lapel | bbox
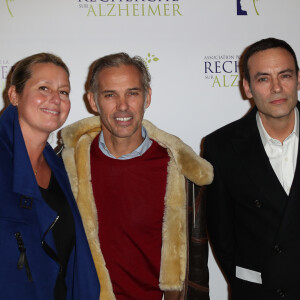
[5,106,57,250]
[275,102,300,240]
[231,108,288,211]
[12,107,41,200]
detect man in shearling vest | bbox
[61,52,213,300]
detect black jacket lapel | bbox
[276,102,300,240]
[231,107,288,211]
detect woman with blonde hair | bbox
[0,53,100,299]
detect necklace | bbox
[33,157,43,176]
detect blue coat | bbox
[0,105,100,299]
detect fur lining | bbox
[61,116,213,297]
[143,120,213,186]
[62,119,115,300]
[159,154,187,290]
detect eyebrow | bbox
[279,68,295,74]
[38,80,70,89]
[101,90,116,94]
[101,87,142,94]
[254,68,295,79]
[128,87,142,92]
[60,83,71,88]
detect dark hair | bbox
[89,52,151,96]
[10,52,69,94]
[242,38,299,83]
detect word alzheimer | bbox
[84,3,182,16]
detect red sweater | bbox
[90,136,170,300]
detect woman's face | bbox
[10,63,71,138]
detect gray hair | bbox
[89,52,151,97]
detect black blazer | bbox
[204,103,300,300]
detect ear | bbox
[87,92,99,113]
[144,88,152,109]
[8,86,19,106]
[243,78,253,99]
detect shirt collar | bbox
[99,126,152,160]
[256,107,299,146]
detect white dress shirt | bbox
[256,108,299,195]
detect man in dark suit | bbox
[204,38,300,299]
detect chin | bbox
[272,111,293,119]
[115,128,136,137]
[115,133,135,139]
[43,123,63,132]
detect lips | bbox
[270,98,287,105]
[41,108,60,115]
[115,117,132,121]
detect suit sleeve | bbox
[186,181,209,300]
[203,136,235,283]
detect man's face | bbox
[88,64,151,143]
[243,47,300,123]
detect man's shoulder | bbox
[205,108,256,145]
[143,119,214,187]
[61,116,100,149]
[205,118,242,145]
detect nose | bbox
[50,91,61,104]
[271,78,282,94]
[117,95,129,111]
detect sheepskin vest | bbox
[61,117,213,300]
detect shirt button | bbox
[285,157,288,162]
[274,244,283,254]
[276,289,285,297]
[254,199,262,208]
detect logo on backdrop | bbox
[204,55,240,88]
[77,0,182,17]
[0,59,10,92]
[143,53,159,69]
[237,0,260,16]
[6,0,15,17]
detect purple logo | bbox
[237,0,247,15]
[237,0,260,16]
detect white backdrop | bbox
[1,0,300,299]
